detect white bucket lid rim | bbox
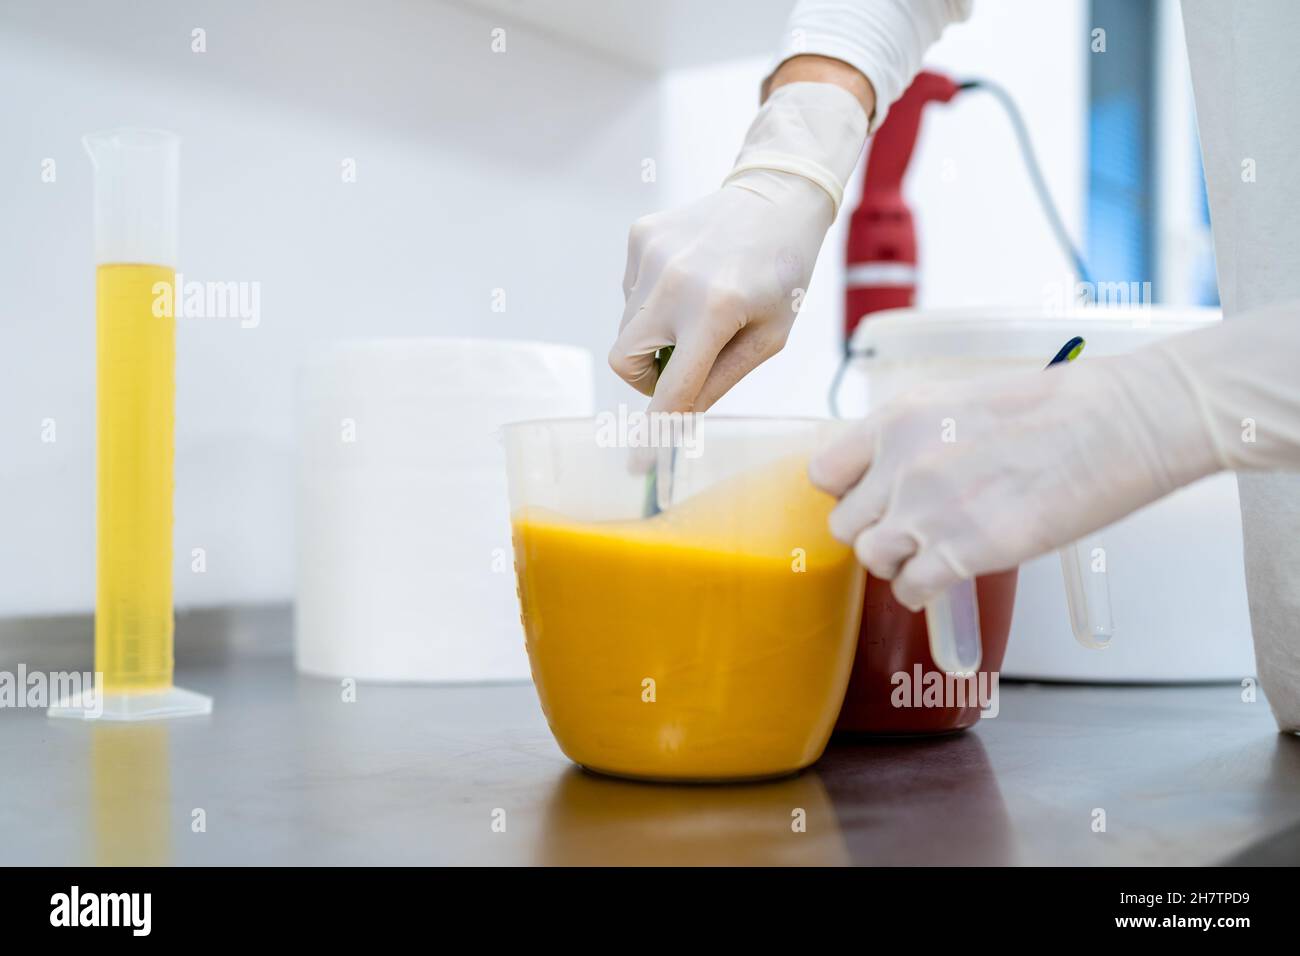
[849,305,1221,362]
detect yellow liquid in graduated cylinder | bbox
[96,263,175,693]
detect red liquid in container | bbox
[835,570,1018,734]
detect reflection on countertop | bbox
[534,766,850,866]
[820,732,1016,866]
[1,606,1298,866]
[91,724,173,866]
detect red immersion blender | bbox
[835,71,1019,735]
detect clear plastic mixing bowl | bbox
[502,416,865,782]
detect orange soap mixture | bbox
[512,454,865,781]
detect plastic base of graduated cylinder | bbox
[46,686,213,722]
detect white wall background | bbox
[1,0,1088,617]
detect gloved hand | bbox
[809,302,1300,610]
[611,81,868,413]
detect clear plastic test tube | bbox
[1059,535,1113,648]
[926,579,982,675]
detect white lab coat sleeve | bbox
[1182,0,1300,733]
[768,0,973,132]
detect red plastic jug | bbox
[835,570,1018,734]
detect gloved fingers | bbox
[692,325,787,412]
[647,302,744,414]
[891,547,963,613]
[827,470,889,545]
[851,522,918,582]
[608,309,669,397]
[809,415,880,497]
[622,220,648,299]
[619,263,655,335]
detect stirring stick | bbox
[642,346,675,517]
[924,336,1089,675]
[1044,338,1114,648]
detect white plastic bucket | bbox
[294,338,594,682]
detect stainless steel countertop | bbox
[2,606,1298,866]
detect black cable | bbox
[958,78,1095,285]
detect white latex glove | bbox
[612,82,868,412]
[809,301,1300,610]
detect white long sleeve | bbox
[770,0,972,132]
[1181,0,1300,732]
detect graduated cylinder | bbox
[86,129,179,694]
